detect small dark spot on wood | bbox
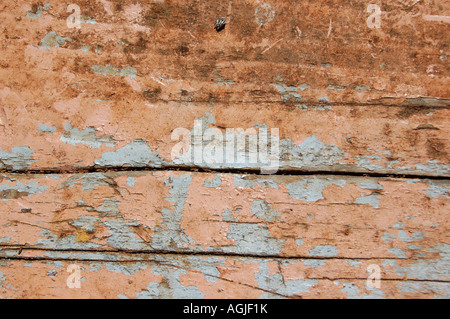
[215,17,226,32]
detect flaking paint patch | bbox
[88,197,120,216]
[233,176,279,189]
[287,178,346,202]
[381,232,396,242]
[36,228,102,250]
[91,65,138,79]
[355,86,371,93]
[388,248,407,258]
[0,146,35,170]
[60,173,117,191]
[0,180,48,201]
[127,177,136,187]
[150,175,196,250]
[38,124,56,133]
[397,282,450,298]
[203,174,222,188]
[251,199,280,222]
[60,123,117,149]
[222,209,238,222]
[395,244,450,281]
[94,139,167,168]
[281,136,347,168]
[341,282,385,299]
[397,230,424,243]
[38,31,72,50]
[270,84,302,103]
[255,261,318,296]
[415,161,449,175]
[347,260,362,267]
[26,3,50,19]
[224,223,284,255]
[354,194,380,208]
[308,245,339,257]
[302,260,326,268]
[137,261,204,299]
[89,262,149,275]
[425,182,450,199]
[103,219,148,250]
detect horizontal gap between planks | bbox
[0,246,437,262]
[63,98,450,109]
[0,165,449,180]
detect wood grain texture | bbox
[0,170,448,299]
[1,252,449,299]
[0,0,449,299]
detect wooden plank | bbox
[0,171,448,260]
[0,0,449,175]
[0,251,448,299]
[0,0,448,300]
[0,99,448,176]
[1,0,448,104]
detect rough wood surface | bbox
[0,171,449,298]
[0,0,449,299]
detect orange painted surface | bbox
[0,0,448,298]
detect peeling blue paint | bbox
[303,260,325,268]
[222,209,238,222]
[347,260,362,267]
[395,244,449,281]
[39,31,72,49]
[91,65,138,79]
[425,182,450,199]
[0,146,35,170]
[355,86,371,93]
[233,176,279,189]
[388,248,407,258]
[26,3,50,19]
[224,223,284,255]
[381,232,396,242]
[397,231,424,243]
[38,124,56,133]
[354,194,380,208]
[203,174,222,188]
[287,177,345,202]
[251,199,280,222]
[341,282,385,299]
[256,261,318,296]
[270,84,303,103]
[397,282,450,297]
[0,180,48,201]
[127,176,136,187]
[326,85,346,91]
[391,222,405,229]
[308,245,338,257]
[94,139,167,168]
[281,136,347,168]
[415,161,449,175]
[60,123,117,149]
[60,173,116,191]
[150,175,196,250]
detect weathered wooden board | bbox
[0,0,449,175]
[0,0,449,300]
[0,251,449,299]
[0,171,448,259]
[1,99,449,176]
